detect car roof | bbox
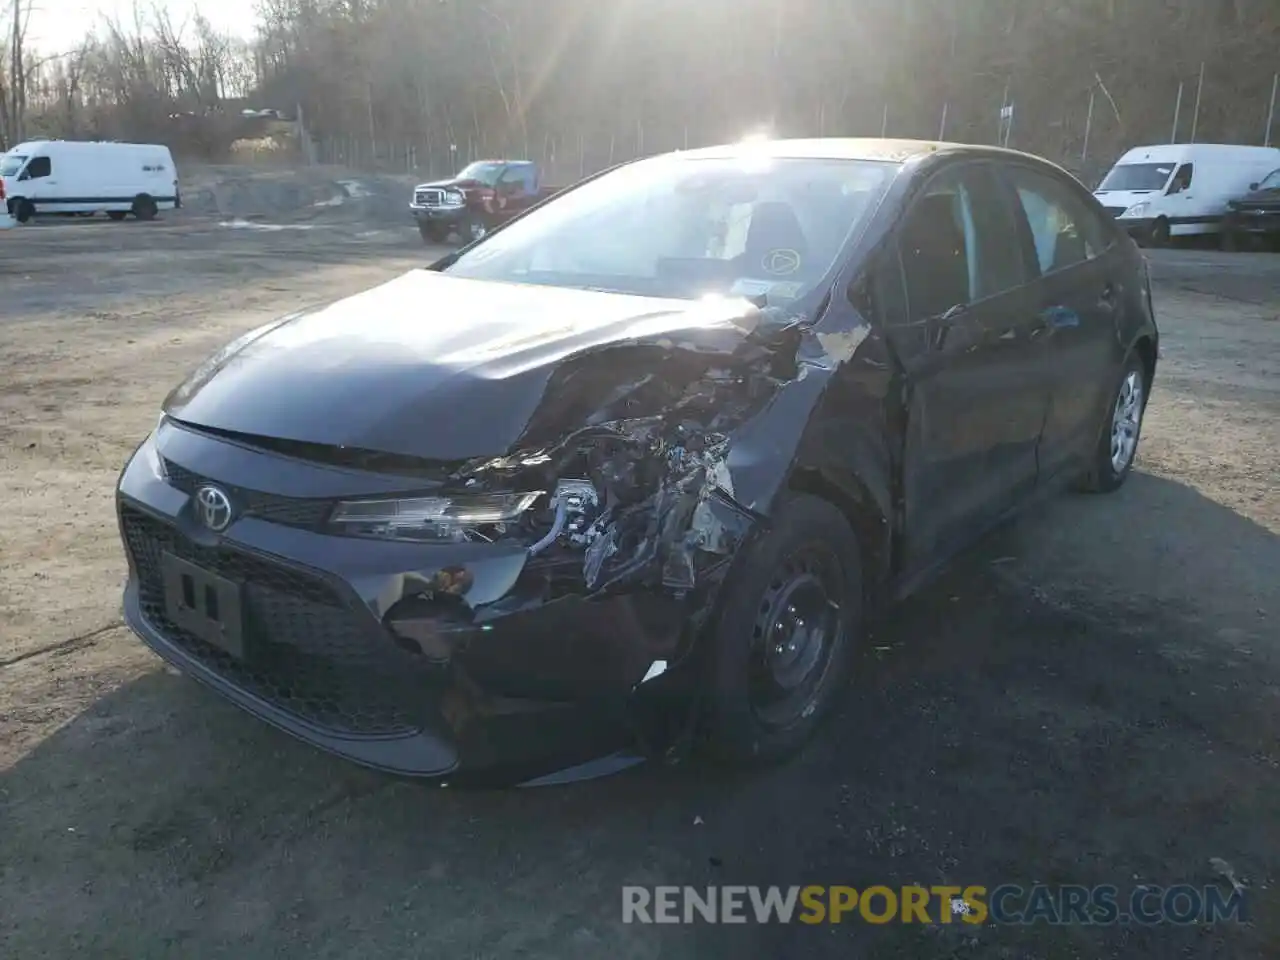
[673,137,1033,165]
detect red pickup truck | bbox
[409,159,560,244]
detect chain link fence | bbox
[308,69,1280,190]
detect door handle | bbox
[1098,284,1118,311]
[1043,306,1080,329]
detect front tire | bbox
[10,198,34,223]
[1148,217,1171,248]
[1077,352,1148,494]
[701,493,862,766]
[418,221,446,244]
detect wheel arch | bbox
[784,465,893,608]
[1132,334,1157,395]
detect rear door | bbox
[999,163,1125,479]
[878,161,1047,571]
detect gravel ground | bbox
[0,202,1277,959]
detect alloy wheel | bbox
[1110,369,1144,474]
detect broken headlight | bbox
[330,492,543,543]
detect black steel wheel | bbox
[702,493,862,765]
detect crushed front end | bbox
[116,347,786,785]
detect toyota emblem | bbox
[194,485,234,532]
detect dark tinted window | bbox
[25,156,51,178]
[897,165,1027,323]
[1007,166,1109,275]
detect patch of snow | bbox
[218,218,315,232]
[336,179,370,199]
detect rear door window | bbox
[1006,166,1110,276]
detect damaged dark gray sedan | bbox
[117,138,1158,785]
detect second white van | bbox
[1093,143,1280,246]
[1,140,180,223]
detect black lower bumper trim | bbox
[124,581,461,778]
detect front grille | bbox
[415,188,446,206]
[163,458,332,529]
[121,505,436,736]
[1104,206,1127,218]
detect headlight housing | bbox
[140,414,169,479]
[1124,201,1149,218]
[329,491,543,543]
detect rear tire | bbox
[701,493,862,766]
[1076,352,1148,494]
[132,195,157,221]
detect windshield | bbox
[443,155,894,303]
[1258,168,1280,190]
[456,162,506,186]
[0,154,27,177]
[1097,162,1175,193]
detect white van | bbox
[1093,143,1280,246]
[0,140,179,223]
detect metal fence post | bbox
[1171,81,1183,143]
[1266,73,1278,147]
[880,103,888,137]
[1082,87,1095,162]
[938,102,948,140]
[1190,61,1205,143]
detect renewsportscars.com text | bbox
[621,884,1247,925]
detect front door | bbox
[878,162,1048,571]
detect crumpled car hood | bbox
[163,270,761,461]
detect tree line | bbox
[3,0,1278,175]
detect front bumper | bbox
[117,422,694,784]
[1224,210,1280,235]
[409,203,466,225]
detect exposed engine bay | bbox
[442,338,798,598]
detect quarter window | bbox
[1007,167,1108,275]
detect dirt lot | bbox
[1,203,1277,959]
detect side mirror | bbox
[17,170,29,182]
[1249,182,1259,191]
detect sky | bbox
[24,0,258,52]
